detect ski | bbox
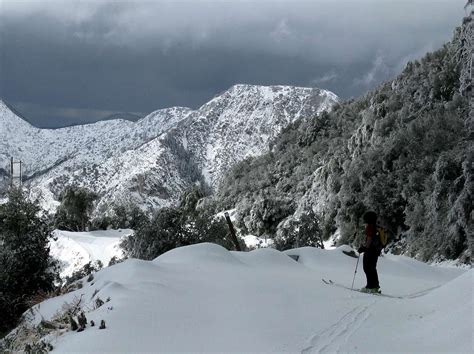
[321,279,403,299]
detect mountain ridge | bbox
[1,84,338,215]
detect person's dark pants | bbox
[363,250,380,289]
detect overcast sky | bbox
[0,0,466,128]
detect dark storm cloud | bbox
[0,0,466,127]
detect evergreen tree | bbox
[54,186,97,231]
[122,186,229,260]
[0,187,58,333]
[274,211,323,251]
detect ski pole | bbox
[351,254,360,291]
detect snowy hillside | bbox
[3,244,470,353]
[0,100,192,211]
[50,229,132,279]
[215,16,472,264]
[0,85,337,214]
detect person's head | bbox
[363,211,377,225]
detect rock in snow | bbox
[5,243,470,353]
[0,84,338,215]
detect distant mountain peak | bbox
[0,99,34,129]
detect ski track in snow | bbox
[302,301,376,354]
[300,283,448,353]
[403,284,442,298]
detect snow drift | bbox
[6,243,470,353]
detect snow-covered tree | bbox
[216,20,471,263]
[0,187,57,333]
[54,186,97,231]
[122,186,230,260]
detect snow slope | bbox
[50,229,132,279]
[8,243,470,353]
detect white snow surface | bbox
[17,243,471,353]
[50,229,132,279]
[243,234,274,249]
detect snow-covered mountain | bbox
[0,84,338,214]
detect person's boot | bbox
[367,287,381,294]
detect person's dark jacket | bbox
[358,224,380,255]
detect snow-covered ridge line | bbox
[1,84,338,214]
[0,100,191,173]
[0,99,190,129]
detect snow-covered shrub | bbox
[0,295,86,353]
[274,210,324,251]
[54,186,97,231]
[64,260,103,287]
[91,203,148,231]
[0,188,58,333]
[122,186,230,260]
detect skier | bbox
[358,211,382,293]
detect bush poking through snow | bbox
[94,297,104,309]
[63,295,84,317]
[24,340,53,354]
[69,316,78,331]
[91,289,99,299]
[108,255,125,266]
[64,261,103,287]
[0,296,82,353]
[77,312,87,332]
[0,272,109,352]
[99,320,106,330]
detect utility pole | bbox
[10,157,23,188]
